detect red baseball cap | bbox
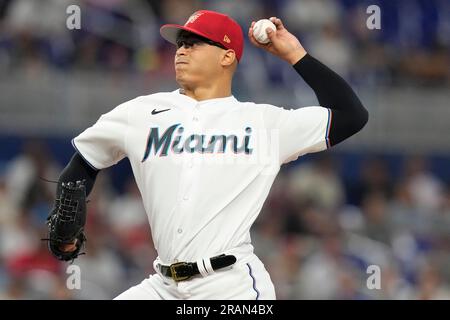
[160,10,244,61]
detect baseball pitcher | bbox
[45,10,368,299]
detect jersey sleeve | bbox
[72,103,129,170]
[262,104,331,164]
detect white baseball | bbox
[252,19,276,44]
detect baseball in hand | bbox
[253,19,276,44]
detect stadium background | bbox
[0,0,449,299]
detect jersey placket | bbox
[172,103,202,257]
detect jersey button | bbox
[193,116,199,122]
[177,228,183,234]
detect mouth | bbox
[175,60,188,65]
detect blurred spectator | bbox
[0,212,39,263]
[107,177,155,283]
[0,174,17,225]
[264,235,308,299]
[4,140,59,209]
[414,260,450,300]
[360,192,391,244]
[107,178,148,234]
[73,235,127,299]
[403,156,444,212]
[308,22,354,78]
[288,154,345,210]
[160,0,198,24]
[293,231,360,299]
[389,180,431,235]
[350,156,393,206]
[282,0,341,34]
[377,264,414,299]
[5,0,73,36]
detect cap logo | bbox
[185,12,203,25]
[223,35,231,43]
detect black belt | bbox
[158,254,237,282]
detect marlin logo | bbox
[186,12,203,25]
[141,124,253,162]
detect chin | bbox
[175,73,186,84]
[176,73,195,86]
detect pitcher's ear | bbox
[221,49,237,67]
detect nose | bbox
[176,45,189,56]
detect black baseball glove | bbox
[44,180,87,262]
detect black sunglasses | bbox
[175,32,226,50]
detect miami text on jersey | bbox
[141,124,253,161]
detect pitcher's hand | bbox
[248,17,307,64]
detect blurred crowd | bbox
[255,154,450,299]
[0,0,449,88]
[0,141,449,299]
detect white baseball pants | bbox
[114,253,275,300]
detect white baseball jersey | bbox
[72,89,331,265]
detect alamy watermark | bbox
[66,264,81,290]
[66,5,81,30]
[366,264,381,290]
[66,4,381,31]
[366,5,381,30]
